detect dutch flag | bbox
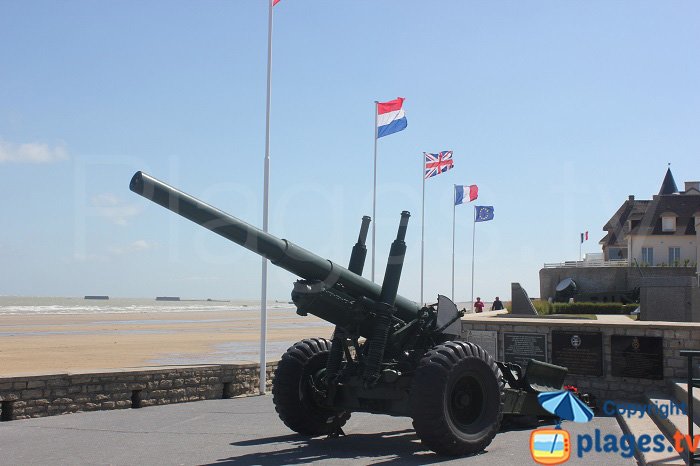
[376,97,407,138]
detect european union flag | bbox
[475,206,494,222]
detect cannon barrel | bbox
[129,171,421,322]
[347,215,371,275]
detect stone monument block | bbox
[511,282,538,315]
[640,276,697,322]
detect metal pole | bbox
[452,187,456,301]
[688,353,694,465]
[372,102,378,283]
[471,206,476,310]
[259,0,274,395]
[695,217,700,288]
[420,154,425,304]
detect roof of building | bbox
[600,198,651,246]
[601,168,700,247]
[659,167,679,195]
[630,194,699,236]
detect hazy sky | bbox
[1,1,698,302]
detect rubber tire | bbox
[410,341,504,456]
[272,338,350,436]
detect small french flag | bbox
[455,185,478,205]
[376,97,407,138]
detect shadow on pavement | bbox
[213,429,488,465]
[500,415,558,432]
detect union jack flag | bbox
[424,151,454,179]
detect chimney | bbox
[628,195,635,201]
[685,181,700,192]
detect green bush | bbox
[538,302,637,315]
[531,300,551,315]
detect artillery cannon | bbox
[130,171,566,456]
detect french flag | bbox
[455,185,478,205]
[376,97,407,138]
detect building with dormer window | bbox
[600,168,700,266]
[540,168,699,303]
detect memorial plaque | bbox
[503,332,547,367]
[552,331,603,376]
[464,330,498,360]
[611,335,663,380]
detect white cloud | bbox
[71,240,154,262]
[0,139,68,164]
[91,193,142,226]
[109,239,155,255]
[176,276,225,281]
[73,252,109,263]
[92,193,120,206]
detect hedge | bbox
[533,301,638,315]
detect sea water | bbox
[0,296,293,316]
[0,296,329,363]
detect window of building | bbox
[669,247,681,265]
[642,247,654,265]
[608,248,625,260]
[662,216,676,232]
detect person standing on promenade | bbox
[474,297,484,313]
[491,297,504,311]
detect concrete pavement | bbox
[0,395,635,465]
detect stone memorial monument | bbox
[510,282,538,315]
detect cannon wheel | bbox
[410,341,504,456]
[272,338,350,436]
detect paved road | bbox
[0,395,636,465]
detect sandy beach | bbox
[0,308,334,377]
[0,296,490,377]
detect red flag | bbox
[273,0,281,5]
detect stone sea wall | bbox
[0,363,277,421]
[3,318,700,422]
[539,266,695,301]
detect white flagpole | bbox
[259,0,274,396]
[420,154,425,304]
[451,186,456,301]
[372,102,378,282]
[471,206,476,310]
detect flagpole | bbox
[420,155,425,305]
[451,186,456,301]
[471,206,476,310]
[259,0,274,396]
[579,235,582,262]
[372,102,378,283]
